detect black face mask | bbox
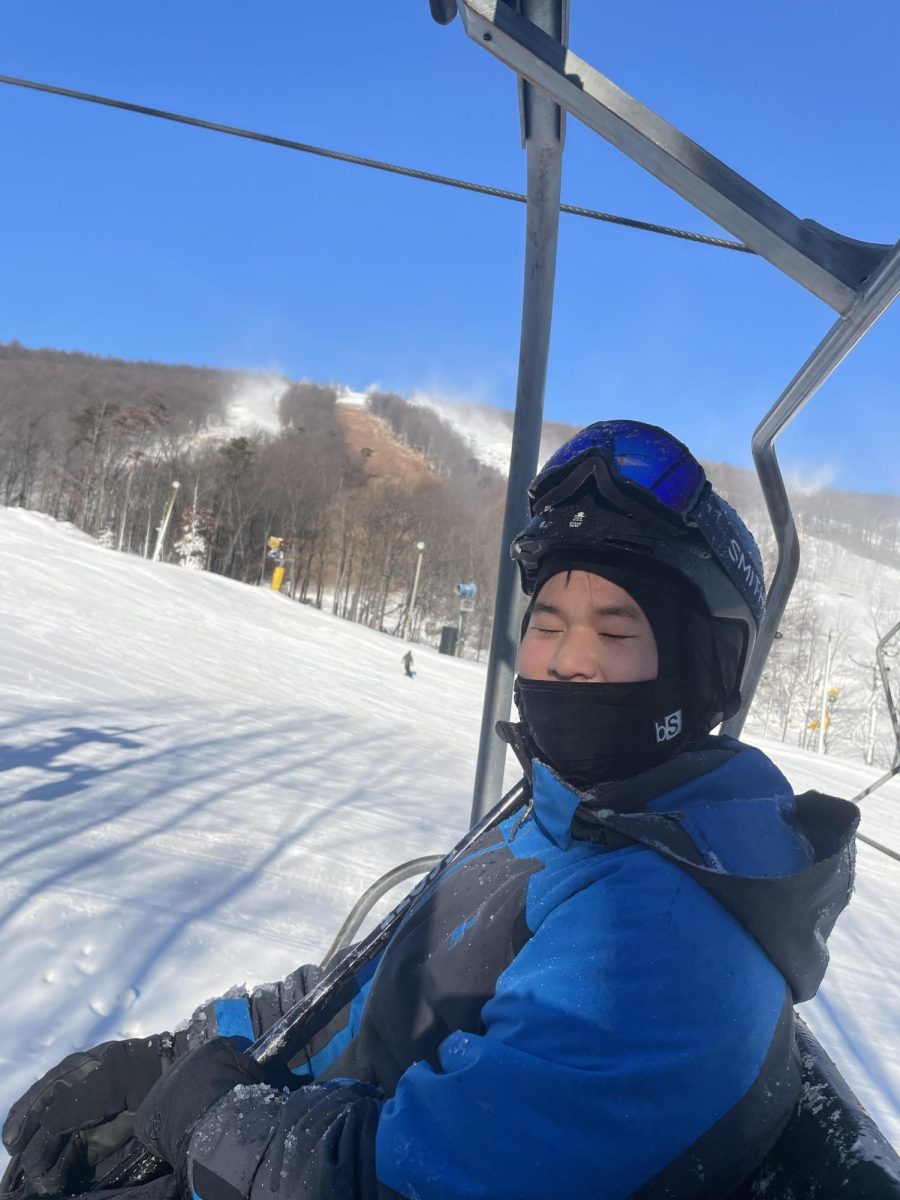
[515,674,688,788]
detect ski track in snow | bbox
[1,507,898,1160]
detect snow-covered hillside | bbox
[409,389,574,475]
[741,533,900,765]
[2,508,899,1160]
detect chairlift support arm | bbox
[724,264,900,734]
[441,0,900,794]
[458,0,892,314]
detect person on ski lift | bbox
[3,420,858,1200]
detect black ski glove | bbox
[2,1034,182,1197]
[134,1038,267,1170]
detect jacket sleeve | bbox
[186,1080,385,1200]
[182,850,797,1200]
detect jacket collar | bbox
[500,721,737,850]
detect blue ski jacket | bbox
[182,736,857,1200]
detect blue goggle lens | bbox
[537,420,705,514]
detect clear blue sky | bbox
[2,2,898,493]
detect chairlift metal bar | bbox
[438,0,900,803]
[319,854,442,968]
[723,244,900,734]
[848,618,900,804]
[877,618,900,748]
[469,0,567,824]
[852,766,900,809]
[856,829,900,861]
[457,0,892,315]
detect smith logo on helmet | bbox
[655,710,683,742]
[727,538,766,610]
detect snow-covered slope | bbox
[409,390,574,475]
[741,533,900,763]
[409,391,518,473]
[2,508,898,1157]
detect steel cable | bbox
[0,73,753,254]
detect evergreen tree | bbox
[174,513,207,571]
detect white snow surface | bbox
[335,387,370,408]
[2,507,899,1160]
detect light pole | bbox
[404,541,426,640]
[152,480,181,563]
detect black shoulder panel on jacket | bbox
[591,791,858,1002]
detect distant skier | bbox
[3,421,859,1200]
[401,650,415,678]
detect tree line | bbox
[0,342,506,653]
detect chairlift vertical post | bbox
[469,0,567,825]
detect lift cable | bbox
[0,73,753,255]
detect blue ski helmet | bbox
[511,419,766,726]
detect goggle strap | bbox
[691,498,766,622]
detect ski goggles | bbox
[530,420,707,519]
[524,419,766,624]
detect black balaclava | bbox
[515,553,705,788]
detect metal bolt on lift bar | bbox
[439,0,900,816]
